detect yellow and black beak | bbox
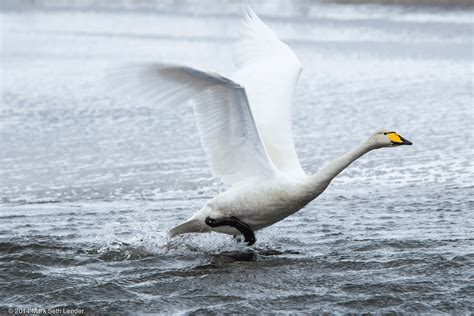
[387,132,412,145]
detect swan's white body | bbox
[115,7,411,241]
[175,140,375,237]
[189,176,316,236]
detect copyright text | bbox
[7,307,84,315]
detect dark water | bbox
[1,1,473,314]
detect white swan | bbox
[118,7,412,245]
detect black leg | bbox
[205,216,256,246]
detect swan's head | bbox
[369,129,413,148]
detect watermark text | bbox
[7,307,84,315]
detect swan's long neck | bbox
[306,140,375,196]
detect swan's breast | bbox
[213,179,313,230]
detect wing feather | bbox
[110,64,277,186]
[233,6,306,177]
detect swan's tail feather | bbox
[168,219,206,238]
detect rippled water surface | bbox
[1,1,473,314]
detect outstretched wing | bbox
[111,64,277,186]
[232,7,306,177]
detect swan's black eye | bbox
[383,132,388,135]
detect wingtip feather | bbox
[242,3,261,25]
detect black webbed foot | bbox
[205,216,256,246]
[232,235,242,243]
